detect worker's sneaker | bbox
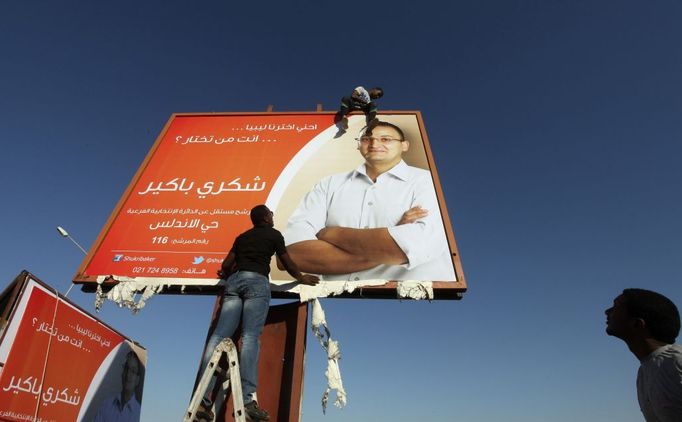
[244,401,270,421]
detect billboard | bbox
[74,112,465,298]
[0,271,146,421]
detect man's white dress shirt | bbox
[285,160,456,281]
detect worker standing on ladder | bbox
[195,204,319,421]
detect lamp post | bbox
[56,226,88,256]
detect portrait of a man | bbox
[93,350,144,422]
[282,118,456,281]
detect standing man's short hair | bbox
[622,288,680,344]
[250,205,271,225]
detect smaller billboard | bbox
[0,271,146,421]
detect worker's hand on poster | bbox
[298,274,320,286]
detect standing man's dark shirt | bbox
[230,226,286,277]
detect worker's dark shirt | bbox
[229,225,287,277]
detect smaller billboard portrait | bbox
[0,272,146,422]
[74,112,465,297]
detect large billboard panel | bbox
[74,112,465,298]
[0,272,146,421]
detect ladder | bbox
[185,338,246,422]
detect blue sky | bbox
[2,1,682,421]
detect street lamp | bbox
[56,226,88,255]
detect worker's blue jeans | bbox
[200,271,270,404]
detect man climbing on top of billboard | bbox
[195,205,318,421]
[284,121,455,282]
[334,86,383,137]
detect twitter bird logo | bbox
[192,256,205,265]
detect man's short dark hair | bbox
[250,205,270,225]
[370,87,384,99]
[622,288,680,344]
[366,121,405,141]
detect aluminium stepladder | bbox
[184,338,246,422]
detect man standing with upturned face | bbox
[605,288,682,422]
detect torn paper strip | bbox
[310,298,347,413]
[95,277,162,314]
[94,275,221,314]
[396,281,433,300]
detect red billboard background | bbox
[0,273,146,421]
[78,114,330,282]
